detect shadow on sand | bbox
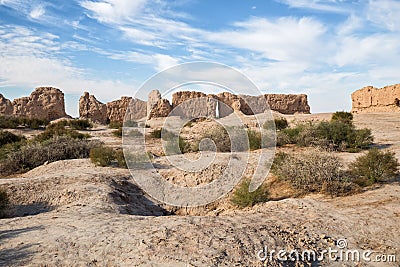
[0,226,44,266]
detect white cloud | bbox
[277,0,350,13]
[0,25,136,116]
[80,0,147,23]
[29,5,45,19]
[366,0,400,32]
[206,17,326,62]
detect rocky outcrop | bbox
[0,94,13,116]
[169,91,310,118]
[265,94,310,114]
[124,98,147,121]
[147,90,172,119]
[79,93,147,124]
[351,84,400,113]
[147,90,162,118]
[79,92,108,124]
[12,87,67,120]
[107,97,133,123]
[148,99,172,119]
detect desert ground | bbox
[0,112,399,266]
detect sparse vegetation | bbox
[48,119,92,130]
[0,188,9,218]
[0,116,49,129]
[34,124,90,143]
[0,136,101,176]
[263,117,289,131]
[149,128,162,139]
[276,113,373,152]
[349,149,399,186]
[230,179,269,208]
[0,130,26,147]
[331,111,353,124]
[247,129,261,151]
[115,150,127,168]
[124,120,138,127]
[90,146,129,168]
[112,128,123,137]
[108,121,123,129]
[90,146,116,167]
[271,149,355,196]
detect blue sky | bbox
[1,0,400,117]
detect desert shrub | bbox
[126,129,142,137]
[247,129,261,150]
[347,128,374,151]
[349,149,399,186]
[0,188,9,218]
[149,128,163,139]
[0,130,25,147]
[230,179,269,208]
[272,149,345,194]
[0,136,100,176]
[34,125,89,143]
[321,179,360,197]
[114,150,127,168]
[109,121,123,129]
[169,136,195,154]
[331,111,353,124]
[90,146,116,167]
[67,119,93,130]
[0,116,49,129]
[0,116,19,129]
[124,120,138,127]
[277,120,373,152]
[263,117,289,131]
[270,151,289,173]
[201,126,231,152]
[112,128,122,137]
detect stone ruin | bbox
[0,86,312,124]
[79,92,146,123]
[351,84,400,113]
[0,87,67,120]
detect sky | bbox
[0,0,400,117]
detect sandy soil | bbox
[0,112,399,266]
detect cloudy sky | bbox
[1,0,399,116]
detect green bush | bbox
[0,136,100,176]
[34,125,89,143]
[349,149,399,186]
[112,128,122,137]
[124,120,138,127]
[0,188,9,218]
[247,129,261,151]
[0,116,49,129]
[68,119,93,130]
[90,146,116,167]
[276,120,373,152]
[272,149,346,194]
[230,179,269,208]
[47,119,92,130]
[201,126,231,152]
[126,129,142,137]
[274,117,289,130]
[0,130,25,147]
[109,121,123,129]
[331,111,353,124]
[114,150,127,168]
[149,129,162,139]
[89,147,128,168]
